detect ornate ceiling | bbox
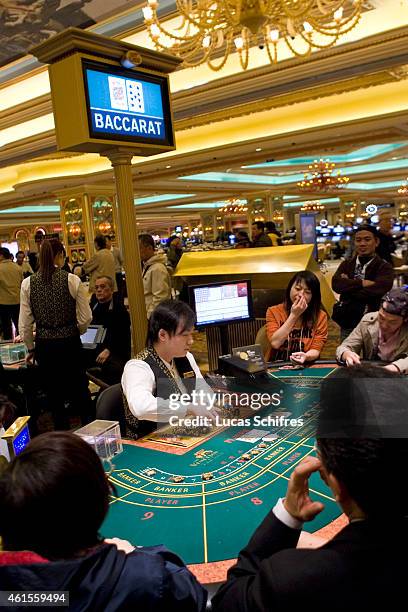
[0,0,408,231]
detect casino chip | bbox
[241,453,251,461]
[202,472,214,481]
[145,469,156,477]
[171,475,184,483]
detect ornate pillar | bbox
[106,149,147,353]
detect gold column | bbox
[106,149,146,354]
[83,193,95,251]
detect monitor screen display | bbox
[12,424,30,456]
[81,327,99,345]
[82,60,173,147]
[189,280,253,327]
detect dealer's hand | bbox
[284,456,325,522]
[342,350,361,366]
[187,403,219,422]
[290,352,307,364]
[96,348,110,365]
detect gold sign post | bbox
[31,28,181,353]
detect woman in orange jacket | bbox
[265,271,328,364]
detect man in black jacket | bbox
[89,275,131,384]
[332,225,393,339]
[213,366,408,612]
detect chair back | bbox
[255,324,270,360]
[95,383,126,436]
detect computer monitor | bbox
[189,280,254,327]
[80,325,106,349]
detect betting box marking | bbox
[109,435,313,508]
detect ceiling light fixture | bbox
[398,177,408,197]
[297,158,350,192]
[143,0,363,71]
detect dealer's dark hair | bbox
[39,239,64,284]
[0,432,112,560]
[94,234,107,250]
[147,299,196,346]
[252,221,265,231]
[283,270,322,328]
[138,234,155,250]
[317,365,408,518]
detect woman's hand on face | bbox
[290,295,308,318]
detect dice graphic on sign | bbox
[126,80,145,113]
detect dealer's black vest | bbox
[123,348,197,440]
[30,269,77,340]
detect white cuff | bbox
[272,498,303,530]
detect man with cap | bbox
[336,287,408,373]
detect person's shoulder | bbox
[266,303,285,318]
[21,275,31,289]
[374,255,393,271]
[318,309,328,322]
[258,546,347,588]
[360,311,378,324]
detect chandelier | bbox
[219,198,248,214]
[300,201,325,212]
[297,158,350,192]
[143,1,363,71]
[398,178,408,197]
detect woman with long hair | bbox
[265,271,328,364]
[19,239,92,429]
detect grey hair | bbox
[95,275,114,289]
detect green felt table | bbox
[102,364,341,575]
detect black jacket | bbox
[331,254,393,313]
[212,512,408,612]
[0,543,207,612]
[90,294,131,362]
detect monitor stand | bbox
[219,324,230,357]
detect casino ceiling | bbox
[1,0,408,231]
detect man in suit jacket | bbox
[213,365,408,612]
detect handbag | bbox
[332,299,366,329]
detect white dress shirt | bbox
[19,273,92,351]
[121,352,206,422]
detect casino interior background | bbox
[0,0,408,257]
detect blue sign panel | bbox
[82,60,173,146]
[12,425,30,456]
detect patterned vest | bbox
[123,347,197,440]
[30,269,78,340]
